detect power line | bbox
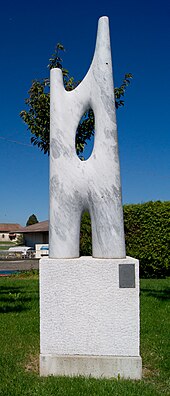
[0,136,33,148]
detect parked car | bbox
[35,244,49,258]
[8,246,35,258]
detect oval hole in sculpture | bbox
[75,108,95,161]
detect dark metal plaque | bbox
[119,264,135,288]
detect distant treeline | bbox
[80,201,170,278]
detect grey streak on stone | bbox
[51,138,61,159]
[119,264,135,288]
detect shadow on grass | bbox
[0,285,27,294]
[0,305,29,313]
[0,285,38,314]
[140,288,170,300]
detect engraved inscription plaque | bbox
[119,264,135,288]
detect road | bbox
[0,259,39,271]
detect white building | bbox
[0,223,24,242]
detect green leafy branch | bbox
[20,44,133,155]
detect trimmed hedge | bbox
[80,201,170,278]
[124,201,170,278]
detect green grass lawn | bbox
[0,242,16,250]
[0,242,15,244]
[0,274,169,396]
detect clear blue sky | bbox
[0,0,169,225]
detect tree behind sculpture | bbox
[26,214,39,226]
[20,43,133,156]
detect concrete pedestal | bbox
[40,256,142,379]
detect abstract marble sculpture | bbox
[50,16,125,259]
[40,16,142,379]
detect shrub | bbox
[80,212,92,256]
[15,234,24,246]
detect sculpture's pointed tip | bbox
[98,15,109,22]
[96,16,110,44]
[97,16,109,31]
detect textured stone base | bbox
[40,354,142,379]
[40,256,142,379]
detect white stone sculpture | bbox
[40,16,142,380]
[50,16,125,259]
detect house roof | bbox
[22,220,49,233]
[0,223,24,232]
